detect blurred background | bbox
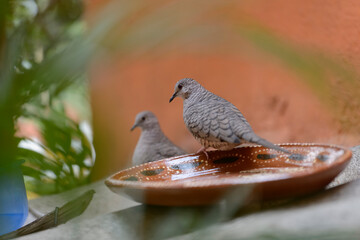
[2,0,359,197]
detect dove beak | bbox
[169,91,178,103]
[130,123,138,131]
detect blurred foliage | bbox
[19,101,94,195]
[0,0,97,195]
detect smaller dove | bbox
[169,78,291,155]
[131,111,186,165]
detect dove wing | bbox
[153,141,185,160]
[185,101,249,144]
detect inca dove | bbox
[169,78,290,154]
[131,111,186,165]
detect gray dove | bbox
[131,111,186,165]
[169,78,291,155]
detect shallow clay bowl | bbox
[105,143,352,206]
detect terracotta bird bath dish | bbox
[105,143,352,206]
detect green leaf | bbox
[21,165,45,180]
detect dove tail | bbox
[241,132,291,154]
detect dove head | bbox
[131,111,159,131]
[169,78,201,102]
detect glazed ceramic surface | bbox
[105,143,352,206]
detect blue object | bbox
[0,160,28,235]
